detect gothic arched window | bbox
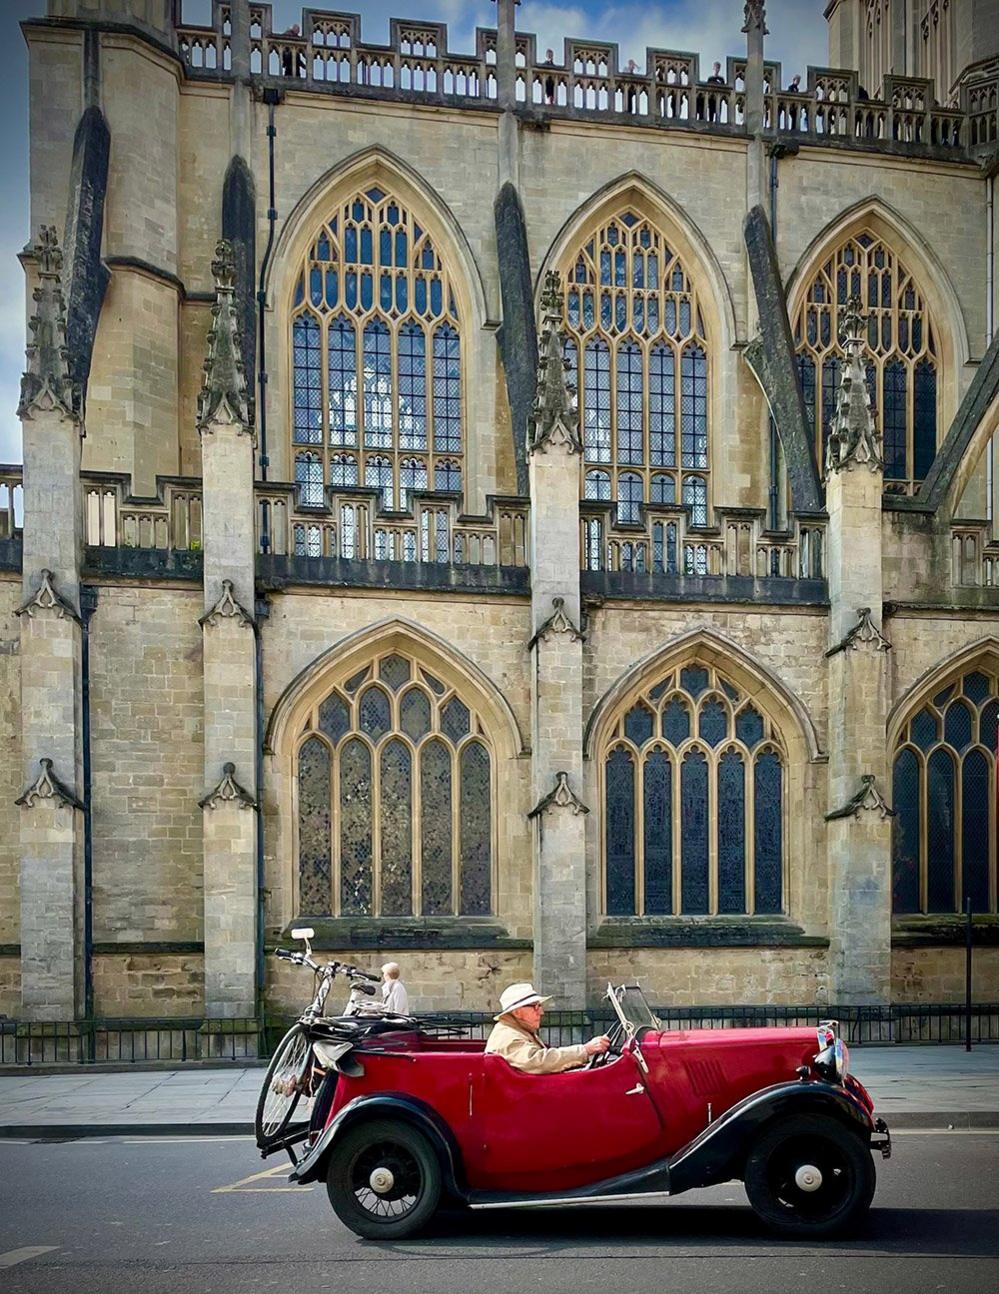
[793,230,938,490]
[602,662,785,916]
[562,210,711,529]
[296,649,492,917]
[290,186,463,514]
[892,666,998,915]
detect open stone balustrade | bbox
[170,4,997,161]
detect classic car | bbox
[260,980,891,1241]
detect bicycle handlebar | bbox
[272,947,380,982]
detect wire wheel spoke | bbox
[350,1141,421,1219]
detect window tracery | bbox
[559,209,712,540]
[892,666,998,915]
[601,662,784,916]
[793,230,938,491]
[290,185,463,515]
[296,649,492,917]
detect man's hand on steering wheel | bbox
[583,1034,612,1068]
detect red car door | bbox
[475,1048,664,1193]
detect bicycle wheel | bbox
[255,1024,312,1147]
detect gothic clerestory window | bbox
[793,230,938,492]
[290,186,463,517]
[892,667,998,916]
[602,662,785,916]
[296,650,492,918]
[560,209,712,565]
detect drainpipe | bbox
[768,147,780,530]
[254,88,279,1032]
[254,599,268,1027]
[256,89,280,521]
[80,586,97,1043]
[983,173,988,525]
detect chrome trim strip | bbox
[470,1190,671,1210]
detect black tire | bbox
[326,1118,442,1240]
[744,1113,876,1238]
[255,1024,311,1147]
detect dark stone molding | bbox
[581,569,828,606]
[275,918,531,952]
[494,182,534,495]
[892,917,999,947]
[92,942,204,956]
[63,104,110,418]
[82,545,203,582]
[918,328,999,513]
[104,255,185,296]
[222,155,257,423]
[257,552,530,596]
[744,205,824,514]
[590,918,829,949]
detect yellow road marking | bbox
[212,1163,313,1193]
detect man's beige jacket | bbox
[484,1015,588,1074]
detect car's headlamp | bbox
[813,1022,849,1083]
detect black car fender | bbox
[666,1080,875,1196]
[289,1092,467,1197]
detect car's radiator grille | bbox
[686,1058,726,1096]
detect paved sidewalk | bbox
[0,1047,997,1136]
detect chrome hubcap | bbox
[794,1164,823,1192]
[368,1166,395,1195]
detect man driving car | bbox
[485,982,610,1074]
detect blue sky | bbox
[0,0,828,464]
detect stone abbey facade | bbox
[2,0,999,1028]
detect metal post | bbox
[965,896,973,1051]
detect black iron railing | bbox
[2,1003,997,1065]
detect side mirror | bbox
[291,927,315,941]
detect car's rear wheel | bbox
[744,1113,875,1238]
[326,1118,442,1240]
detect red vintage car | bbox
[256,947,890,1242]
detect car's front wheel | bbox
[744,1113,876,1238]
[326,1118,442,1240]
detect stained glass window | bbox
[562,209,711,535]
[290,185,463,514]
[602,661,785,915]
[892,665,999,915]
[793,230,938,491]
[295,649,493,917]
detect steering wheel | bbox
[583,1022,623,1069]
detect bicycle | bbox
[254,928,388,1150]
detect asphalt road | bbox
[1,1133,997,1294]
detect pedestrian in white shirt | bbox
[381,962,409,1015]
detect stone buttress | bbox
[527,271,588,1006]
[824,296,893,1004]
[197,240,259,1021]
[16,228,87,1020]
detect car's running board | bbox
[470,1189,671,1210]
[467,1158,671,1210]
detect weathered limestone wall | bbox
[892,947,999,1003]
[93,952,204,1018]
[588,947,830,1007]
[88,585,204,943]
[0,957,20,1017]
[82,35,181,492]
[27,26,82,234]
[0,580,21,948]
[85,270,181,483]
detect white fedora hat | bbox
[495,982,553,1020]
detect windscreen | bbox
[608,984,661,1033]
